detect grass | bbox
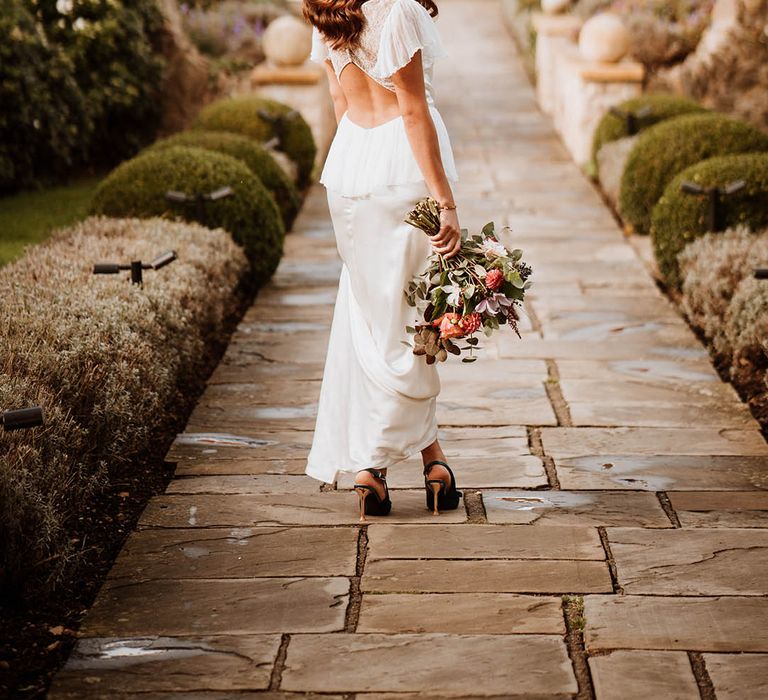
[0,177,100,267]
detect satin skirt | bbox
[305,181,442,484]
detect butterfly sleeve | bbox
[370,0,447,79]
[310,25,330,64]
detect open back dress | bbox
[305,0,459,484]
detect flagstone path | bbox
[51,1,768,698]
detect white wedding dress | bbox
[305,0,459,484]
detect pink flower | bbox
[485,268,503,291]
[433,312,465,339]
[460,312,481,335]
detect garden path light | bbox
[679,179,747,233]
[93,250,178,286]
[609,104,652,135]
[2,406,44,431]
[755,268,768,279]
[165,186,234,226]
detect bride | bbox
[303,0,462,520]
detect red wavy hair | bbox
[303,0,438,50]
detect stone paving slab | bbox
[167,475,319,495]
[174,457,309,477]
[607,527,768,595]
[357,593,565,634]
[51,694,344,700]
[51,635,280,695]
[109,527,358,580]
[81,578,348,636]
[499,338,709,361]
[336,455,547,489]
[554,454,768,491]
[362,559,612,593]
[194,380,322,407]
[583,595,768,651]
[555,358,721,383]
[139,493,466,528]
[703,653,768,700]
[167,429,314,462]
[541,427,768,458]
[280,634,577,695]
[588,650,699,700]
[365,524,604,560]
[483,490,671,527]
[667,491,768,528]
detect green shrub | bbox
[27,0,165,166]
[724,276,768,423]
[194,96,316,187]
[0,2,89,189]
[619,113,768,234]
[0,216,247,596]
[91,146,285,284]
[149,130,300,229]
[678,226,768,358]
[651,153,768,288]
[592,94,706,168]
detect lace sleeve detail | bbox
[310,25,330,64]
[370,0,447,79]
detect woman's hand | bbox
[429,208,462,258]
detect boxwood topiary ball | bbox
[194,96,317,188]
[619,113,768,235]
[91,146,285,285]
[148,130,300,230]
[651,152,768,289]
[591,94,706,169]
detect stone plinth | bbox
[537,37,644,167]
[532,13,582,115]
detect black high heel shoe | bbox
[423,460,462,515]
[353,468,392,522]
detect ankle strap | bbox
[424,460,450,474]
[363,467,387,480]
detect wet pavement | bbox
[50,0,768,697]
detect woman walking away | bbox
[304,0,462,520]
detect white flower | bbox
[56,0,73,14]
[73,17,87,31]
[479,237,508,260]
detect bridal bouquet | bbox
[404,198,532,364]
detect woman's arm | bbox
[323,61,348,124]
[391,51,461,258]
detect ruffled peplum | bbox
[320,106,459,198]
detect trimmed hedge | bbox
[619,113,768,235]
[592,94,706,168]
[651,153,768,288]
[194,96,317,187]
[679,226,768,358]
[0,217,248,596]
[91,146,285,285]
[148,130,300,229]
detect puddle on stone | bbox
[175,433,278,448]
[242,321,329,333]
[490,491,595,510]
[250,405,317,420]
[70,638,211,669]
[181,545,209,559]
[273,291,337,306]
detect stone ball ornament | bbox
[578,13,630,63]
[262,14,313,67]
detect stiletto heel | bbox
[428,481,442,515]
[353,468,392,520]
[423,460,462,513]
[355,487,370,522]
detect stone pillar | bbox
[549,41,644,167]
[532,13,582,115]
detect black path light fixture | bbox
[93,250,178,286]
[165,186,234,227]
[2,406,44,431]
[257,108,300,149]
[609,104,652,135]
[755,267,768,279]
[679,179,747,233]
